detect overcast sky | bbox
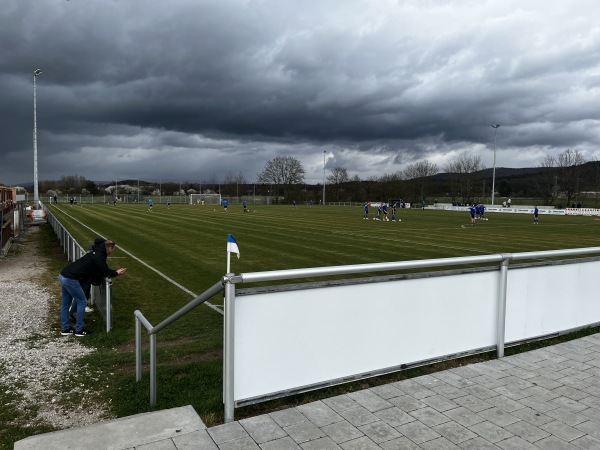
[1,0,600,187]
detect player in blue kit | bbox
[382,202,389,221]
[534,206,539,224]
[243,200,248,212]
[375,204,382,221]
[363,202,369,220]
[391,202,399,222]
[223,199,228,212]
[469,204,476,226]
[148,197,153,211]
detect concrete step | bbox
[14,405,207,450]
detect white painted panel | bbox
[234,271,498,402]
[505,261,600,341]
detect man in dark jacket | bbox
[59,238,126,336]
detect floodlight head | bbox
[491,124,500,128]
[34,69,42,76]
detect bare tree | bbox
[257,156,305,200]
[535,155,559,205]
[444,153,485,204]
[327,167,350,185]
[403,160,438,201]
[557,149,586,206]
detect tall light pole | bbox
[33,69,42,209]
[491,124,500,206]
[322,150,326,205]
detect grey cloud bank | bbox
[1,0,600,186]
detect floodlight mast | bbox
[33,69,42,209]
[491,124,500,206]
[322,150,326,205]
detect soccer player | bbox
[223,199,228,212]
[382,202,389,221]
[113,196,117,206]
[148,197,153,211]
[363,202,369,220]
[376,204,382,221]
[470,203,476,226]
[167,198,171,209]
[243,200,248,212]
[309,199,313,207]
[391,202,397,222]
[292,200,296,208]
[534,206,539,224]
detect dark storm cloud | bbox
[1,0,600,186]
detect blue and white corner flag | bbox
[227,234,240,259]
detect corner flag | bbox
[227,234,240,258]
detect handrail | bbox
[135,279,225,405]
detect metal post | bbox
[223,274,236,422]
[491,124,500,206]
[33,69,42,209]
[150,333,157,406]
[106,278,112,333]
[496,255,511,358]
[322,150,326,205]
[135,317,142,382]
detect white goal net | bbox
[189,193,222,205]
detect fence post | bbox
[135,316,142,382]
[496,255,511,358]
[105,277,112,333]
[223,274,236,423]
[150,333,157,406]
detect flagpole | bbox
[227,251,231,274]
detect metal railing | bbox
[134,280,225,406]
[44,204,114,332]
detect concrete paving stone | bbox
[492,385,529,401]
[540,420,586,442]
[443,406,486,428]
[485,359,516,372]
[297,401,343,427]
[209,422,250,444]
[409,406,451,427]
[240,415,288,444]
[432,371,475,389]
[553,386,590,402]
[582,383,600,397]
[449,366,482,379]
[283,421,325,444]
[518,395,560,413]
[461,384,500,400]
[396,420,441,444]
[497,375,535,390]
[358,420,401,444]
[504,419,550,443]
[467,420,513,443]
[545,408,589,427]
[575,420,600,440]
[299,436,342,450]
[348,390,393,412]
[270,409,307,428]
[432,421,477,444]
[484,393,526,413]
[369,384,404,400]
[534,435,581,450]
[581,395,600,410]
[470,362,509,379]
[563,353,597,364]
[521,385,562,401]
[172,430,218,449]
[579,406,600,423]
[413,374,450,389]
[136,439,177,449]
[388,395,426,412]
[537,367,571,381]
[529,376,564,390]
[259,436,301,450]
[457,437,502,449]
[391,379,436,399]
[469,375,505,390]
[584,367,600,377]
[323,395,360,413]
[511,406,555,426]
[379,436,422,450]
[570,434,600,450]
[477,407,520,427]
[338,406,379,427]
[418,436,461,449]
[373,407,416,428]
[453,394,493,413]
[556,361,594,372]
[551,396,589,414]
[339,436,381,450]
[218,436,261,450]
[505,366,539,380]
[321,420,364,444]
[421,395,459,412]
[430,384,465,400]
[495,436,540,450]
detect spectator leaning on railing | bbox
[58,237,126,336]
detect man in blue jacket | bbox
[59,238,126,336]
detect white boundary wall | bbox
[230,255,600,407]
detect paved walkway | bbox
[17,333,600,449]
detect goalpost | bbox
[189,193,222,205]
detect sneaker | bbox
[85,306,94,313]
[61,328,74,336]
[75,327,93,337]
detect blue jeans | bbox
[59,274,87,332]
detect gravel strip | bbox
[0,227,111,429]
